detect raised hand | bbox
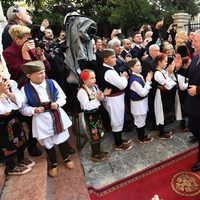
[103,88,111,96]
[146,71,153,82]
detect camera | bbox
[172,24,177,28]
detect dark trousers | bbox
[45,141,70,165]
[188,115,200,161]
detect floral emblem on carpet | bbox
[171,171,200,197]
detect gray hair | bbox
[149,44,160,51]
[107,38,121,49]
[6,5,26,21]
[195,29,200,35]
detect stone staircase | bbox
[0,128,90,200]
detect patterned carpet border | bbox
[88,145,198,197]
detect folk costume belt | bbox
[108,91,124,97]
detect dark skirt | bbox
[160,86,177,124]
[0,111,27,162]
[84,109,105,144]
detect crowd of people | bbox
[1,3,200,182]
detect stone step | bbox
[1,149,47,200]
[0,163,6,194]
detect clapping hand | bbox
[96,91,103,100]
[120,71,129,78]
[167,62,175,75]
[0,79,10,94]
[146,71,153,82]
[173,54,182,71]
[103,88,111,96]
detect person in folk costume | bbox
[153,53,182,139]
[176,56,190,131]
[77,69,111,162]
[98,49,133,151]
[20,60,75,177]
[175,32,192,133]
[128,58,154,143]
[0,57,35,175]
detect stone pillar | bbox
[171,13,191,32]
[0,1,10,78]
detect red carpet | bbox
[89,146,200,200]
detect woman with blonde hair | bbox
[3,24,50,88]
[175,30,190,58]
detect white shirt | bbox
[77,84,101,111]
[103,63,128,90]
[154,69,177,90]
[20,79,72,139]
[0,80,24,115]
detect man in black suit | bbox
[175,30,200,172]
[121,38,132,59]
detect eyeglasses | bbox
[12,5,20,13]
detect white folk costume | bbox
[177,74,189,129]
[20,60,74,176]
[98,49,133,150]
[0,80,26,161]
[129,72,151,128]
[101,63,127,132]
[154,69,181,126]
[21,79,72,149]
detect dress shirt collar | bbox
[103,63,114,69]
[30,80,46,90]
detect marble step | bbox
[0,164,6,194]
[1,149,47,200]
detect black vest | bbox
[98,65,122,94]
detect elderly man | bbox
[2,5,32,50]
[2,5,48,50]
[142,44,160,77]
[175,30,200,172]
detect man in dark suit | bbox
[121,38,132,59]
[175,30,200,172]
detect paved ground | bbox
[80,121,197,189]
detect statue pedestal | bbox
[172,13,191,32]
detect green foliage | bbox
[108,0,161,33]
[1,0,200,37]
[156,0,200,17]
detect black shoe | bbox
[28,146,42,157]
[68,145,76,154]
[192,162,200,172]
[189,136,197,142]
